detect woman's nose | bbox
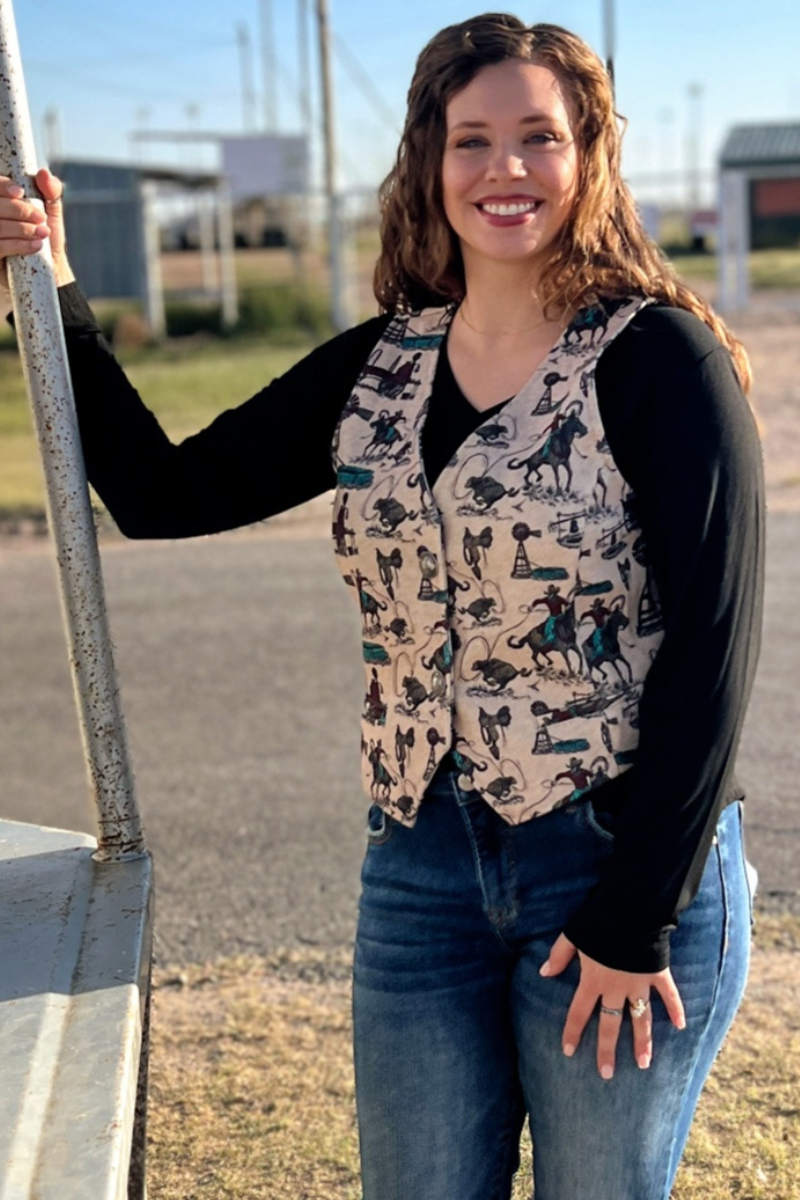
[485,148,526,180]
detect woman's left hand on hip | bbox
[540,932,686,1079]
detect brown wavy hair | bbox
[374,13,751,392]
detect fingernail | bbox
[29,239,43,251]
[677,1016,686,1030]
[8,184,23,198]
[539,961,551,976]
[600,1064,614,1080]
[563,1043,575,1057]
[638,1053,651,1070]
[35,225,49,237]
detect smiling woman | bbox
[0,11,764,1200]
[441,60,578,274]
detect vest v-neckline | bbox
[439,342,513,419]
[442,306,575,420]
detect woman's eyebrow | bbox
[449,113,557,131]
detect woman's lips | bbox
[475,198,543,225]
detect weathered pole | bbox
[0,0,146,862]
[316,0,349,332]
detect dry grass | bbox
[147,915,800,1200]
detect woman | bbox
[0,14,763,1200]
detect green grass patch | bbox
[668,246,800,289]
[0,336,317,515]
[147,915,800,1200]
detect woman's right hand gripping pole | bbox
[0,167,72,294]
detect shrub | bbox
[237,282,333,340]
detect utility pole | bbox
[603,0,615,92]
[237,22,257,134]
[316,0,349,332]
[42,105,61,162]
[297,0,312,139]
[686,82,704,212]
[260,0,278,131]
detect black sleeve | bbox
[562,306,765,973]
[56,283,390,538]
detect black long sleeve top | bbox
[52,282,765,973]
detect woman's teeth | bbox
[480,201,540,216]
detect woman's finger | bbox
[629,993,654,1070]
[561,982,597,1056]
[596,995,626,1079]
[653,971,686,1030]
[540,931,576,977]
[0,235,45,257]
[1,182,24,200]
[40,167,63,194]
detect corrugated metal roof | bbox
[721,123,800,167]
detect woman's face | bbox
[442,58,579,279]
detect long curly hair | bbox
[374,13,751,392]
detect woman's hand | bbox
[0,168,73,292]
[540,932,686,1079]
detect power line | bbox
[333,32,401,133]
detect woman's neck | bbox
[457,259,562,340]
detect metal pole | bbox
[316,0,349,332]
[603,0,615,93]
[237,22,257,134]
[0,0,146,862]
[686,82,704,213]
[198,190,218,294]
[140,178,166,340]
[260,0,278,131]
[217,181,239,330]
[297,0,312,139]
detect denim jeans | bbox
[353,766,752,1200]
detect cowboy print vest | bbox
[332,296,664,826]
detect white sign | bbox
[221,135,310,200]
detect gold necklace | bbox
[457,303,556,340]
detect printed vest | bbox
[332,297,664,826]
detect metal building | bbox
[718,122,800,310]
[51,159,236,336]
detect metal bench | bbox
[0,822,153,1200]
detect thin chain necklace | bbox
[457,303,559,340]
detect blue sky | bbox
[13,0,800,205]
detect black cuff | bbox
[563,905,673,974]
[57,282,102,333]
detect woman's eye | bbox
[455,137,487,149]
[526,132,557,145]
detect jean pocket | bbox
[366,803,394,846]
[580,796,617,844]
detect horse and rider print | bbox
[332,298,665,825]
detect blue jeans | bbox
[353,767,752,1200]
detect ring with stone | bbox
[599,1004,624,1017]
[630,997,650,1019]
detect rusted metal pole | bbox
[0,0,146,861]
